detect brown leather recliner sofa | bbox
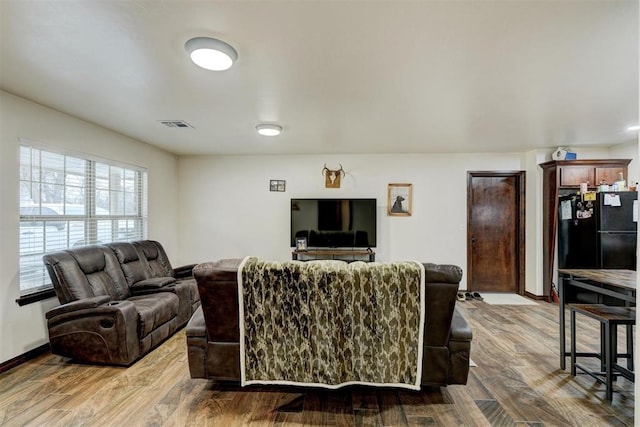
[43,240,200,366]
[186,259,473,387]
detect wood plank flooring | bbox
[0,299,634,426]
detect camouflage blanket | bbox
[238,257,425,390]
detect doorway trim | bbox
[467,171,526,295]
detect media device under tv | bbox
[290,198,377,248]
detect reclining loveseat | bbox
[186,258,472,387]
[43,240,200,366]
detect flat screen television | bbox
[290,198,377,248]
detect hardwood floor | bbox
[0,299,634,426]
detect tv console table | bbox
[292,249,375,263]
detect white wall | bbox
[177,153,529,288]
[178,146,639,298]
[0,91,180,364]
[524,149,548,296]
[609,140,639,186]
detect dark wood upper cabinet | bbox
[559,167,593,186]
[539,159,631,301]
[595,167,625,186]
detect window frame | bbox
[16,140,148,305]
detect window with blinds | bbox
[19,144,148,295]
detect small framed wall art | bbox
[269,179,286,192]
[295,237,308,251]
[387,183,412,216]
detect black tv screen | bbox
[290,198,377,248]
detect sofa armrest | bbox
[186,305,206,338]
[174,264,197,279]
[420,263,463,349]
[193,262,240,343]
[46,299,141,365]
[448,308,472,385]
[45,295,112,319]
[46,299,138,327]
[186,306,207,378]
[450,308,473,342]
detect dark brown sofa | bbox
[43,240,200,366]
[186,259,472,387]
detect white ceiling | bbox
[1,1,638,156]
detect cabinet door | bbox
[595,167,624,185]
[559,167,594,186]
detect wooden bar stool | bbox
[569,304,635,401]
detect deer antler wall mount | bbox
[322,163,345,188]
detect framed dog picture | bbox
[387,183,412,216]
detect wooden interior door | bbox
[467,171,525,293]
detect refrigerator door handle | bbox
[597,231,638,234]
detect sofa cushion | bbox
[44,251,95,303]
[133,240,174,278]
[55,246,129,301]
[107,242,150,286]
[129,292,179,337]
[72,246,108,274]
[70,246,130,300]
[131,277,176,290]
[80,246,131,300]
[85,270,126,300]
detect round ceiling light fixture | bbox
[185,37,238,71]
[256,123,283,136]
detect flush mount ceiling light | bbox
[256,123,283,136]
[627,125,640,131]
[185,37,237,71]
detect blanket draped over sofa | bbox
[238,257,426,390]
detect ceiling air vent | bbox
[158,120,194,129]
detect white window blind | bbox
[19,144,148,295]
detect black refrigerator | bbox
[558,191,638,271]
